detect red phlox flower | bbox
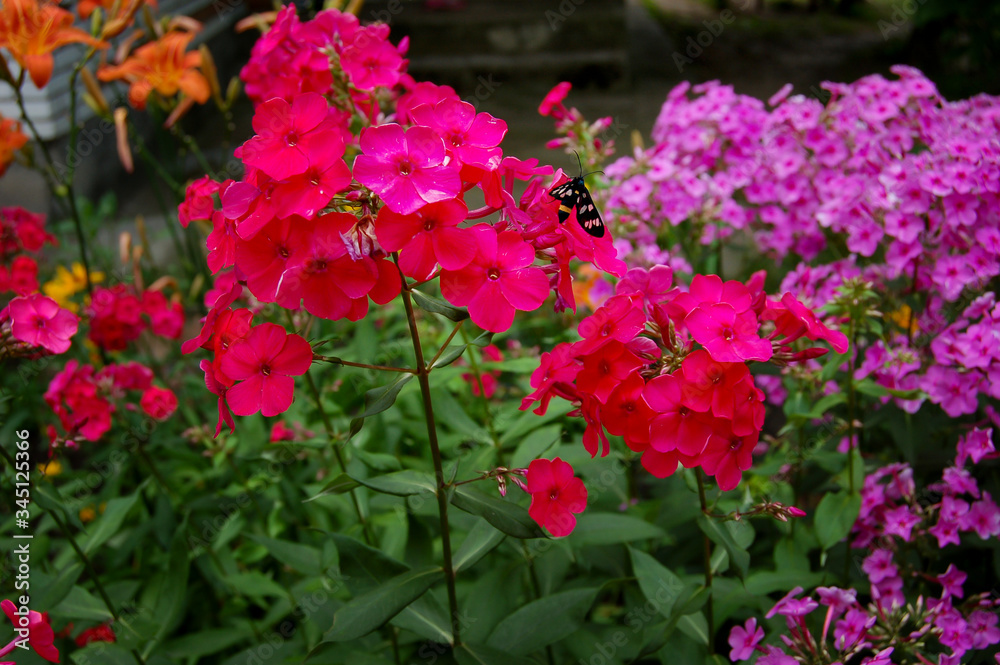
[181,280,243,355]
[141,290,184,339]
[44,361,113,442]
[283,212,379,320]
[375,198,475,280]
[439,225,549,333]
[339,26,403,91]
[409,98,508,171]
[1,599,58,663]
[0,207,54,257]
[87,285,144,351]
[178,175,219,227]
[579,394,609,458]
[539,81,572,119]
[74,622,115,647]
[241,93,345,181]
[5,293,78,353]
[643,371,715,456]
[678,349,749,418]
[139,385,177,421]
[96,362,153,393]
[698,421,757,490]
[603,372,654,448]
[234,215,298,306]
[3,255,39,295]
[396,81,460,124]
[575,340,642,404]
[209,307,253,384]
[221,323,313,417]
[353,124,461,215]
[686,303,773,362]
[667,274,752,320]
[764,292,849,354]
[268,129,351,221]
[575,295,646,355]
[615,265,675,311]
[200,359,235,436]
[519,342,580,415]
[526,457,587,537]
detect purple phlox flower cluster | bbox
[604,68,1000,305]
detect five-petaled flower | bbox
[526,457,587,537]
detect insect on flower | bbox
[549,152,606,238]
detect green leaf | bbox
[164,628,254,659]
[353,470,437,496]
[70,643,135,665]
[814,491,862,551]
[325,566,441,641]
[82,492,140,555]
[412,288,469,322]
[361,374,416,418]
[393,596,452,643]
[33,563,84,610]
[304,473,360,502]
[50,585,113,622]
[486,588,598,656]
[453,519,506,572]
[431,331,494,369]
[247,535,322,575]
[745,570,825,595]
[697,514,750,580]
[510,425,561,469]
[677,612,709,645]
[146,532,190,656]
[628,547,684,621]
[224,571,293,599]
[450,486,546,539]
[455,643,518,665]
[568,513,666,547]
[330,533,408,594]
[354,449,403,471]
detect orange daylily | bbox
[97,30,210,110]
[0,0,108,89]
[0,115,28,176]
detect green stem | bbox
[302,367,375,546]
[399,283,461,647]
[315,355,415,373]
[696,469,715,655]
[171,124,217,180]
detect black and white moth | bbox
[549,156,606,238]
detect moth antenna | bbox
[573,150,583,176]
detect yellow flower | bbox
[38,459,61,475]
[887,304,918,335]
[42,262,104,311]
[79,506,96,523]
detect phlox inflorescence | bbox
[180,6,625,439]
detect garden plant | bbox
[0,1,998,664]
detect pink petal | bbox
[404,126,446,167]
[272,332,313,376]
[260,374,295,417]
[495,230,535,269]
[498,267,548,311]
[468,280,515,332]
[227,373,265,416]
[432,226,476,271]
